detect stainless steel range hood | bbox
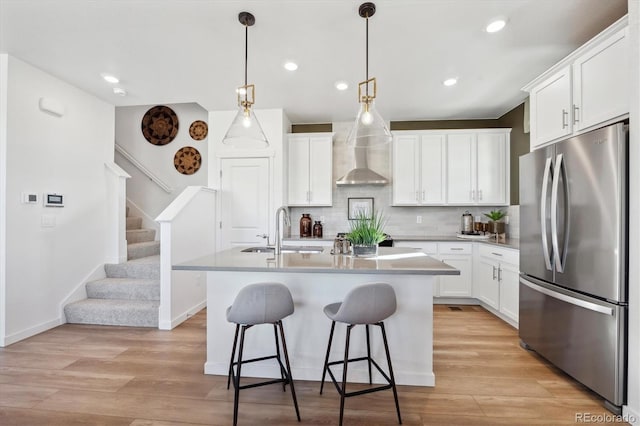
[336,146,388,186]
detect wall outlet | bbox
[320,216,325,223]
[504,215,510,224]
[416,215,422,224]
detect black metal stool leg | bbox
[274,323,286,392]
[366,324,373,385]
[227,324,240,390]
[320,320,336,395]
[339,324,353,426]
[278,320,301,421]
[380,322,402,424]
[233,325,247,426]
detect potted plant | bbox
[483,209,506,235]
[346,210,387,257]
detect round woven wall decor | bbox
[141,105,179,145]
[174,146,201,175]
[189,120,208,140]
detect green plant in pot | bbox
[346,210,387,257]
[483,209,506,234]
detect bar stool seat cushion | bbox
[227,282,294,325]
[324,283,396,325]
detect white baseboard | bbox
[58,263,106,322]
[158,300,206,330]
[1,317,63,347]
[126,198,160,239]
[477,301,519,329]
[623,406,640,425]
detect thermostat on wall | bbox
[44,193,64,207]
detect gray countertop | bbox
[174,246,460,276]
[285,235,520,250]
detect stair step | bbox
[105,255,160,279]
[64,299,159,327]
[128,241,161,260]
[86,278,159,301]
[126,228,156,244]
[126,216,143,230]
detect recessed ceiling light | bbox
[284,61,298,71]
[443,78,458,87]
[113,87,127,96]
[101,73,119,84]
[486,19,506,33]
[335,81,349,91]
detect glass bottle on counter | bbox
[313,221,323,238]
[300,213,312,237]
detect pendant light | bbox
[346,2,392,148]
[222,11,269,148]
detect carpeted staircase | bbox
[64,210,161,327]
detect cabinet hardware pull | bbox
[470,190,475,201]
[416,191,419,201]
[422,190,425,201]
[498,267,503,282]
[573,105,580,124]
[562,109,569,128]
[451,247,464,251]
[492,266,497,280]
[491,252,503,256]
[478,189,483,200]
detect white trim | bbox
[155,186,216,222]
[58,263,105,322]
[2,317,63,347]
[159,300,206,330]
[0,54,8,347]
[104,161,131,179]
[623,406,640,426]
[126,198,160,239]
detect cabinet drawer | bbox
[438,242,472,255]
[479,244,519,265]
[394,241,438,255]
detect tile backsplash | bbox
[289,121,520,239]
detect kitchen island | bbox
[174,246,459,386]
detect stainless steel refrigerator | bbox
[519,122,627,412]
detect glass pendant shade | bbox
[346,100,392,148]
[222,106,268,149]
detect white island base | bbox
[204,271,435,386]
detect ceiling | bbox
[0,0,628,124]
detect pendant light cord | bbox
[244,24,248,104]
[365,14,369,98]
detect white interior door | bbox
[219,157,270,249]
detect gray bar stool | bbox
[320,283,402,425]
[226,282,300,426]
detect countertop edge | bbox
[173,264,460,275]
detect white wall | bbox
[0,55,8,344]
[626,1,639,423]
[1,55,115,345]
[115,103,208,223]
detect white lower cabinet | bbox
[474,245,520,326]
[395,239,519,327]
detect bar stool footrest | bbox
[230,354,290,391]
[326,356,395,397]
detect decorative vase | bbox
[352,244,378,258]
[313,221,323,238]
[299,214,312,237]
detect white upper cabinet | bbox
[392,133,445,205]
[446,130,510,206]
[393,129,509,206]
[524,16,628,150]
[287,133,333,206]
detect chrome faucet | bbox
[274,206,290,255]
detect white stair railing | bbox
[155,186,217,330]
[115,142,173,193]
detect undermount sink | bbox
[241,246,324,254]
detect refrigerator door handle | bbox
[551,153,569,273]
[540,157,553,271]
[520,277,614,316]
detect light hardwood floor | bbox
[0,305,626,425]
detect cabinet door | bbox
[420,134,446,204]
[308,136,332,206]
[446,133,475,204]
[573,27,628,132]
[288,137,310,205]
[392,134,420,205]
[498,261,520,325]
[476,258,500,310]
[437,255,472,297]
[476,132,508,205]
[530,65,572,149]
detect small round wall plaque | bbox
[174,146,201,175]
[141,105,179,145]
[189,120,208,140]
